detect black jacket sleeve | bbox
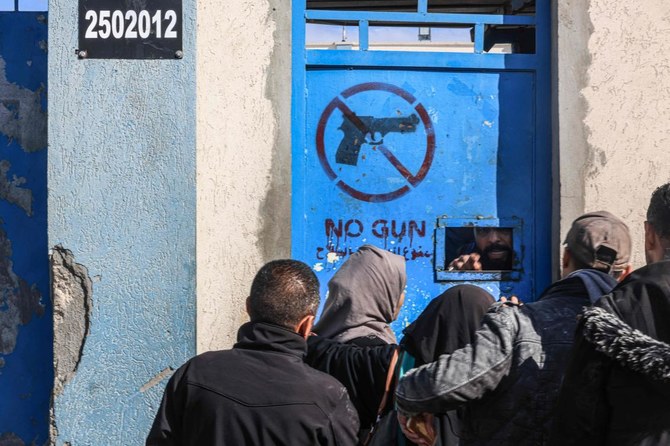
[146,365,188,446]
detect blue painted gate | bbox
[292,2,551,332]
[0,12,50,445]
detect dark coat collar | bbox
[618,259,670,292]
[234,321,307,359]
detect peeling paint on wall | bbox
[0,223,44,359]
[0,57,47,153]
[51,246,92,397]
[0,160,33,216]
[0,13,50,445]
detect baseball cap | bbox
[564,211,631,272]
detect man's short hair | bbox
[564,211,631,277]
[647,183,670,240]
[248,259,320,329]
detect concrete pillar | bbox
[48,1,196,443]
[196,0,292,351]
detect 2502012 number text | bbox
[84,10,178,40]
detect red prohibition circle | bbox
[316,82,435,203]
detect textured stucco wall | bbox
[48,1,196,444]
[581,1,670,268]
[196,0,291,351]
[558,0,670,268]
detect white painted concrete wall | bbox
[559,0,670,269]
[196,0,292,351]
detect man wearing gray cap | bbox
[395,211,633,446]
[551,184,670,446]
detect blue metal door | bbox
[293,2,551,332]
[0,12,49,444]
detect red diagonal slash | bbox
[332,97,371,135]
[376,145,416,184]
[334,97,419,185]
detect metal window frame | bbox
[434,216,524,282]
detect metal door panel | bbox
[0,12,49,444]
[292,2,551,333]
[299,69,537,329]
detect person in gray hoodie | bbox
[395,211,633,446]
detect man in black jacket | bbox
[395,211,633,446]
[550,183,670,446]
[146,259,359,446]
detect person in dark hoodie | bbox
[550,183,670,446]
[395,211,633,446]
[307,244,406,441]
[146,259,359,446]
[398,285,495,446]
[307,284,495,446]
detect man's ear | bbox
[645,221,656,252]
[644,221,665,264]
[617,264,634,282]
[562,247,571,270]
[295,315,315,340]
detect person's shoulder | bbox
[298,361,354,406]
[301,357,348,386]
[618,261,670,289]
[600,261,670,308]
[191,348,231,362]
[300,352,351,384]
[307,335,396,358]
[483,301,523,329]
[348,335,388,347]
[175,349,233,375]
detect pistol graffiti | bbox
[336,114,419,166]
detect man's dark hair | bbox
[647,183,670,240]
[248,259,320,329]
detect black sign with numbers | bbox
[78,0,183,59]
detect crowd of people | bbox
[146,182,670,446]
